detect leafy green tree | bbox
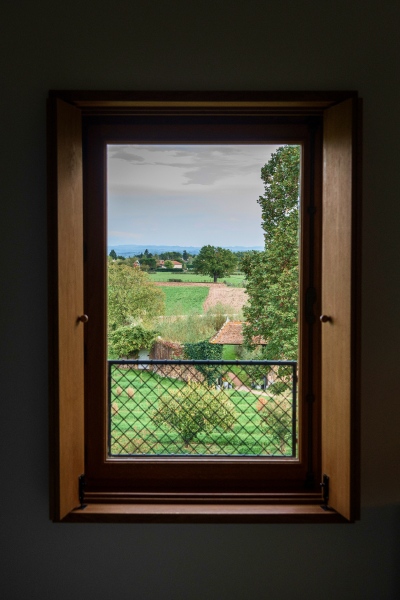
[257,396,292,454]
[153,381,236,447]
[242,145,300,360]
[109,324,160,358]
[108,263,165,330]
[140,257,157,270]
[193,245,237,283]
[125,256,139,267]
[164,260,174,269]
[183,250,189,260]
[109,249,117,260]
[184,340,223,386]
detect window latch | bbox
[320,474,333,511]
[78,474,87,510]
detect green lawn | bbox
[149,272,246,286]
[161,285,210,315]
[222,345,240,360]
[109,368,294,457]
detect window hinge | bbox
[320,474,334,511]
[78,474,87,510]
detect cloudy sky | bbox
[107,144,282,248]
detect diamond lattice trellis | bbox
[108,360,297,457]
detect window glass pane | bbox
[107,144,300,457]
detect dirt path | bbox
[202,285,248,312]
[153,282,219,287]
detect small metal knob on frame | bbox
[320,315,332,323]
[78,315,89,323]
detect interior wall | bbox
[1,1,399,598]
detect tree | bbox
[140,257,157,270]
[164,260,173,269]
[192,245,237,283]
[153,381,236,447]
[125,256,139,267]
[109,249,117,260]
[108,263,165,330]
[183,250,188,260]
[109,324,160,358]
[184,339,223,386]
[241,145,300,360]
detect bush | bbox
[184,339,223,385]
[157,268,183,272]
[168,279,182,282]
[109,324,159,358]
[257,396,292,454]
[153,381,237,447]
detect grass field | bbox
[110,369,294,457]
[222,345,240,360]
[149,272,246,286]
[161,285,210,315]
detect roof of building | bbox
[210,319,266,345]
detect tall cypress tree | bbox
[241,146,300,360]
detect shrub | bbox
[127,387,135,398]
[184,340,223,385]
[206,302,234,331]
[116,386,122,395]
[168,278,183,282]
[109,324,159,358]
[111,402,119,416]
[153,381,237,447]
[257,396,292,454]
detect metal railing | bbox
[108,360,297,458]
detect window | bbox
[48,92,361,523]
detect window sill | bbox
[63,503,348,524]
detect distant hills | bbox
[107,244,263,256]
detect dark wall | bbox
[1,1,399,598]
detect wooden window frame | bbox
[48,91,362,524]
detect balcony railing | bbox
[108,360,297,457]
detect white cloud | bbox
[107,144,290,247]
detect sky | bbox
[107,144,282,248]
